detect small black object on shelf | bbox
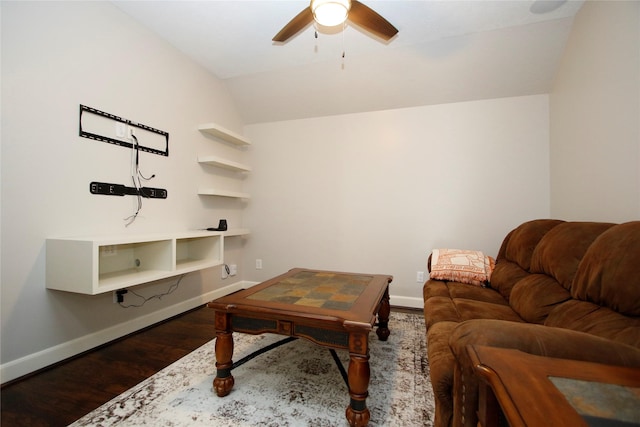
[207,219,228,231]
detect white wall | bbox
[550,0,640,221]
[9,0,630,385]
[1,2,247,382]
[242,95,551,307]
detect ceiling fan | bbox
[273,0,398,43]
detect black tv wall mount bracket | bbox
[79,104,169,157]
[80,105,169,200]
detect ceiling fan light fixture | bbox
[311,0,351,27]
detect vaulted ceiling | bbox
[113,0,584,124]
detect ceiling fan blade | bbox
[272,7,314,42]
[348,0,398,41]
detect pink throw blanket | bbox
[429,248,495,287]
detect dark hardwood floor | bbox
[1,305,421,427]
[1,305,218,427]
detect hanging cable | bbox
[124,133,155,226]
[124,134,142,226]
[118,274,186,308]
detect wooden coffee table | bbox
[207,268,392,427]
[468,345,640,427]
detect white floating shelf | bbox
[198,123,251,146]
[46,231,224,295]
[198,188,251,199]
[198,155,251,172]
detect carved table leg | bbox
[213,313,234,397]
[376,285,391,341]
[346,332,370,427]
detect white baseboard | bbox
[390,295,423,309]
[0,281,249,385]
[1,282,421,384]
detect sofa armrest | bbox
[447,319,640,427]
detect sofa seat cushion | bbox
[453,299,524,322]
[424,279,522,329]
[424,296,523,329]
[545,300,640,348]
[424,280,509,305]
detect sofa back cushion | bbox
[491,219,564,300]
[529,221,615,290]
[572,221,640,316]
[506,221,615,324]
[502,219,565,271]
[509,274,571,324]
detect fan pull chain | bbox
[314,29,318,53]
[341,20,346,69]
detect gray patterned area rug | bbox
[70,312,434,426]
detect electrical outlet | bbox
[417,271,425,282]
[221,265,228,280]
[229,264,237,276]
[256,259,263,270]
[101,245,117,257]
[127,126,135,141]
[115,122,126,138]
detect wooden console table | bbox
[468,345,640,427]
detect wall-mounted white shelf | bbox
[198,123,251,146]
[198,155,251,172]
[46,231,224,295]
[198,189,251,199]
[197,122,251,199]
[224,228,250,237]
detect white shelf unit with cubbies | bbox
[46,231,224,295]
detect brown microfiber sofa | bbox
[423,219,640,427]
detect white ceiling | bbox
[112,0,584,124]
